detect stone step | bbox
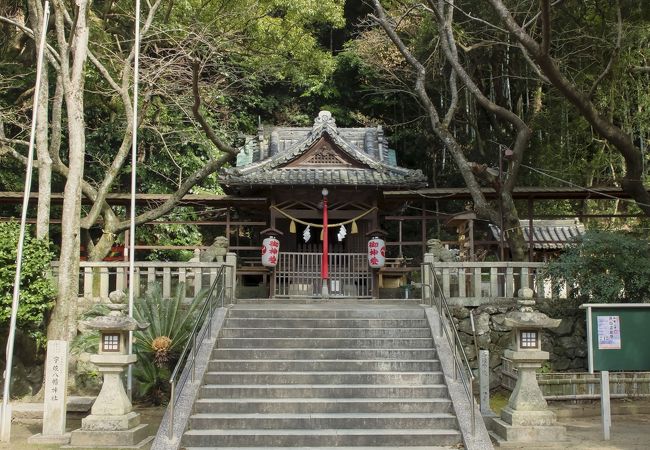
[199,384,448,399]
[203,371,445,385]
[208,359,441,372]
[193,398,453,414]
[188,412,458,430]
[216,337,434,349]
[182,428,462,447]
[211,348,436,360]
[224,318,430,329]
[184,447,456,450]
[219,327,432,338]
[178,303,462,449]
[233,298,422,305]
[227,308,426,319]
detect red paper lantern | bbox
[368,237,385,268]
[261,236,280,267]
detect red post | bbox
[321,196,329,282]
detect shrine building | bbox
[220,110,427,298]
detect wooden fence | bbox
[501,358,650,400]
[274,252,372,298]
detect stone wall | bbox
[449,298,587,388]
[0,329,45,397]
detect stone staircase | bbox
[181,302,462,449]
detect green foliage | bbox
[132,283,205,403]
[133,283,205,358]
[136,210,204,262]
[546,231,650,303]
[0,222,55,346]
[133,354,170,405]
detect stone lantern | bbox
[492,288,567,444]
[69,291,151,448]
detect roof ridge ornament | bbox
[313,110,337,131]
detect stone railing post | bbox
[225,252,237,301]
[423,253,434,304]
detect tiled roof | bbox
[225,167,426,187]
[490,219,585,250]
[222,111,426,189]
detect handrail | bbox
[167,264,232,439]
[421,262,477,434]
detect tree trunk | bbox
[88,231,117,262]
[47,0,90,342]
[47,101,85,341]
[501,193,527,261]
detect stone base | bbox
[500,406,557,427]
[68,423,150,448]
[81,411,140,431]
[490,417,566,445]
[28,432,71,445]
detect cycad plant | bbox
[133,353,170,405]
[133,283,205,368]
[132,283,206,403]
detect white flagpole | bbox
[127,0,141,399]
[1,1,50,442]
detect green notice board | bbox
[583,304,650,372]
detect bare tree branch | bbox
[487,0,650,216]
[191,61,239,156]
[371,0,491,218]
[114,152,234,231]
[517,42,550,84]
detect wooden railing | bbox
[422,260,566,305]
[275,252,372,298]
[52,259,236,301]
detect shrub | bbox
[546,231,650,303]
[0,222,56,346]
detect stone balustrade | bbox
[51,254,236,302]
[423,258,568,306]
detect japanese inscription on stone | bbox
[42,340,68,436]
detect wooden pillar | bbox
[371,198,378,230]
[270,199,277,230]
[528,197,534,262]
[123,230,130,262]
[469,219,475,261]
[421,200,427,257]
[226,207,231,247]
[398,220,403,258]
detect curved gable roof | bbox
[221,111,427,189]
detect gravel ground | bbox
[0,405,163,450]
[1,400,649,449]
